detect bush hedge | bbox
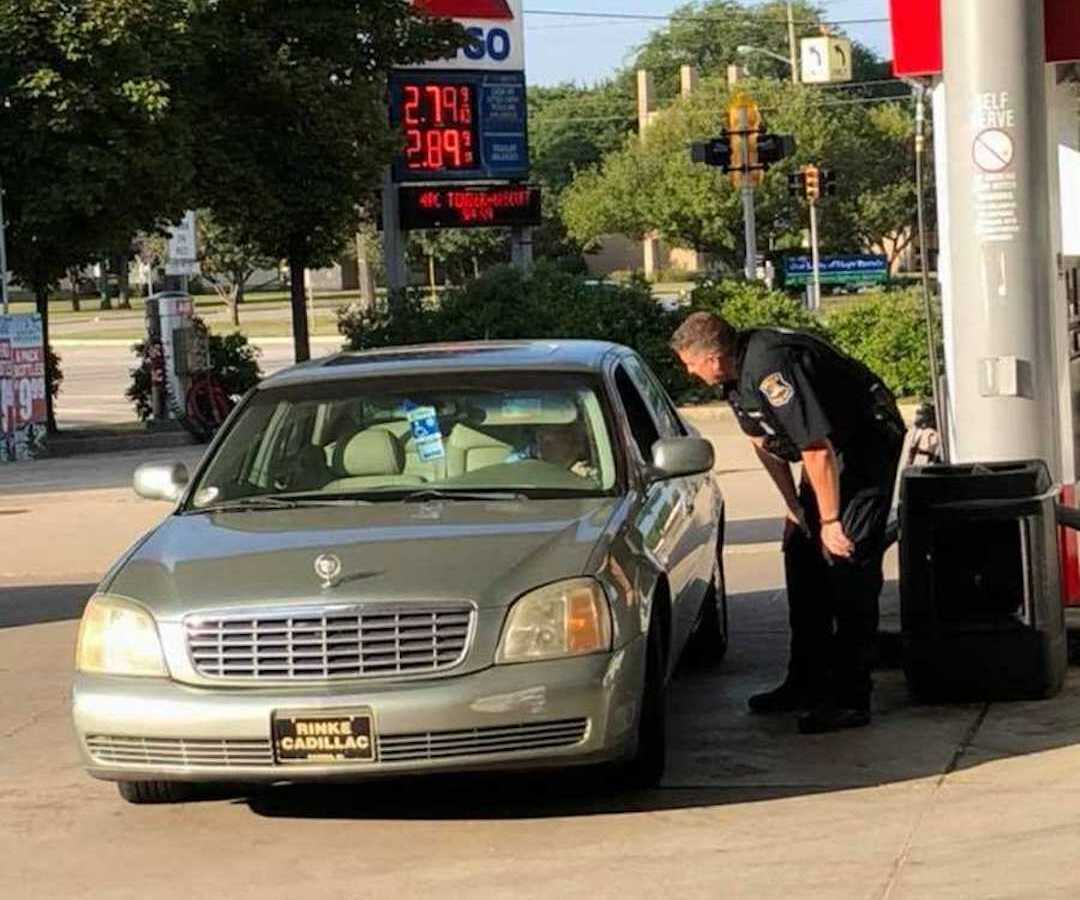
[337,267,932,403]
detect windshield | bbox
[185,372,620,509]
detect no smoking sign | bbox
[973,128,1015,173]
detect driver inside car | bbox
[508,424,598,481]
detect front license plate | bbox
[272,710,377,765]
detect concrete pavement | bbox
[1,411,1079,899]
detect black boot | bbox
[797,703,871,734]
[748,680,817,714]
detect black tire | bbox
[685,555,729,667]
[618,617,668,789]
[117,781,196,805]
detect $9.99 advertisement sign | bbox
[0,314,48,462]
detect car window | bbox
[186,373,620,507]
[624,356,685,439]
[614,365,660,462]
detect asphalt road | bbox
[52,338,344,428]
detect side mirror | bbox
[133,462,190,502]
[650,437,715,481]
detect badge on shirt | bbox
[760,372,795,408]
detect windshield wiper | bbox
[401,489,529,504]
[189,494,372,514]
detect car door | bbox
[611,358,698,658]
[622,355,718,651]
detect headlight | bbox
[497,578,612,664]
[75,594,168,677]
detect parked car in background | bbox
[73,341,727,803]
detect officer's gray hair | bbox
[670,312,740,358]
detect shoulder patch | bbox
[760,372,795,408]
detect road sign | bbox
[800,36,853,84]
[782,254,889,288]
[165,211,200,277]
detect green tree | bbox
[623,0,888,100]
[197,211,277,325]
[189,0,467,363]
[562,77,917,272]
[0,0,195,431]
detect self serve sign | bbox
[412,0,525,71]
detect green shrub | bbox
[339,262,693,399]
[690,279,827,335]
[825,289,931,399]
[127,317,262,422]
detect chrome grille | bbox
[86,736,274,768]
[184,604,474,681]
[378,719,589,762]
[86,720,589,770]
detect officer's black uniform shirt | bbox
[724,328,887,462]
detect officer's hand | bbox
[821,520,855,559]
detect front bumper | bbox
[73,638,646,783]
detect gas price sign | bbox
[399,185,542,230]
[390,71,528,183]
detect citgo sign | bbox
[411,0,524,71]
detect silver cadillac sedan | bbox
[72,341,727,803]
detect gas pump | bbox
[144,292,196,423]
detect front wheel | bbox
[685,557,729,667]
[615,619,668,789]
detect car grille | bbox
[86,720,590,769]
[184,604,474,681]
[378,719,590,762]
[86,736,274,768]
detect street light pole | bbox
[0,173,9,315]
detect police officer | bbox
[671,311,905,733]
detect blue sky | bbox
[523,0,893,86]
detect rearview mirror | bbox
[133,462,189,502]
[650,438,714,481]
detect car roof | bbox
[261,340,630,388]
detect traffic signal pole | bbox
[742,183,758,281]
[808,196,821,310]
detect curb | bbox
[43,430,200,458]
[51,337,344,348]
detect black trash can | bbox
[900,460,1067,702]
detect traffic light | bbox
[804,164,821,201]
[690,139,733,169]
[788,171,806,198]
[756,134,797,167]
[822,169,837,196]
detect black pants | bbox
[783,432,904,710]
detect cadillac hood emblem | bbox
[314,553,343,589]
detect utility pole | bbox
[0,174,8,315]
[786,2,799,85]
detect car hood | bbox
[106,498,621,620]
